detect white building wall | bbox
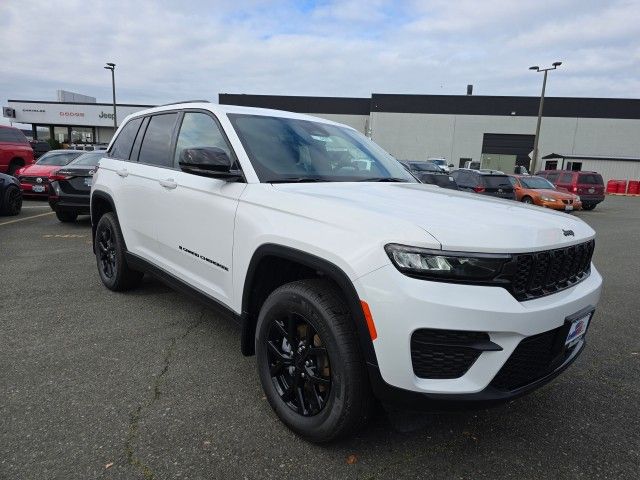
[370,112,640,168]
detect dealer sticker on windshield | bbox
[565,311,592,346]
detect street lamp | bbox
[104,62,117,130]
[529,61,562,173]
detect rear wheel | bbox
[1,186,22,216]
[255,279,373,443]
[521,196,533,204]
[95,212,143,291]
[7,160,23,176]
[55,210,78,223]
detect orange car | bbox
[509,175,582,212]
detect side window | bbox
[559,173,573,183]
[174,112,234,166]
[110,117,143,160]
[138,113,179,168]
[546,172,559,183]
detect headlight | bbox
[385,244,511,282]
[540,196,557,202]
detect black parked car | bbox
[0,172,22,216]
[400,161,459,190]
[451,169,515,200]
[49,152,103,222]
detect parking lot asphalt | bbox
[1,197,639,480]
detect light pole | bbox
[104,62,117,130]
[529,61,562,173]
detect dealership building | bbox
[6,92,640,181]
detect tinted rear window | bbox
[110,117,143,160]
[481,175,513,188]
[578,173,603,185]
[36,151,83,166]
[138,114,179,168]
[0,128,28,143]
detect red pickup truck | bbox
[0,125,35,176]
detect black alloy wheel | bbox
[97,225,117,279]
[94,213,143,291]
[266,312,331,416]
[2,186,22,215]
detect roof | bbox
[122,102,353,128]
[543,153,640,163]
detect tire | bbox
[0,185,22,216]
[521,196,533,204]
[7,160,22,177]
[255,278,373,443]
[95,212,144,291]
[55,210,78,223]
[582,204,596,211]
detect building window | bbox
[54,126,69,144]
[34,125,51,141]
[71,126,94,144]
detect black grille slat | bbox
[411,329,489,379]
[509,240,594,301]
[491,324,578,391]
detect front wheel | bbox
[1,186,22,216]
[255,279,373,443]
[521,196,533,204]
[95,212,143,291]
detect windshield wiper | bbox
[267,177,330,183]
[356,177,409,182]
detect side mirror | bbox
[448,163,454,168]
[179,147,242,180]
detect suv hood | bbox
[272,183,595,253]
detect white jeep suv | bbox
[91,101,602,442]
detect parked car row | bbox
[12,149,102,221]
[401,159,604,212]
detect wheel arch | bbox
[90,190,117,252]
[240,243,378,367]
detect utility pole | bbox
[104,62,117,129]
[529,61,562,173]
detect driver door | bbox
[155,111,246,306]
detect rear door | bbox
[481,175,515,199]
[155,110,246,305]
[123,113,180,261]
[577,172,604,198]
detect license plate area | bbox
[84,178,92,186]
[565,307,594,348]
[32,185,45,193]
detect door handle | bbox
[116,168,129,178]
[159,178,177,189]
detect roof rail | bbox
[157,99,211,107]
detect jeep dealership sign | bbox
[6,100,153,127]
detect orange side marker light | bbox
[360,300,377,341]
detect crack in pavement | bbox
[125,311,206,480]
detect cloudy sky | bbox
[1,0,639,121]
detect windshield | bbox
[228,114,415,183]
[578,173,603,185]
[69,152,104,167]
[36,151,82,166]
[411,162,439,172]
[519,176,555,189]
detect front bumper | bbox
[354,263,602,402]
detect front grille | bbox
[562,199,573,205]
[411,329,489,379]
[491,324,577,391]
[19,176,46,185]
[506,240,594,301]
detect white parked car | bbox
[90,102,602,442]
[427,157,453,173]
